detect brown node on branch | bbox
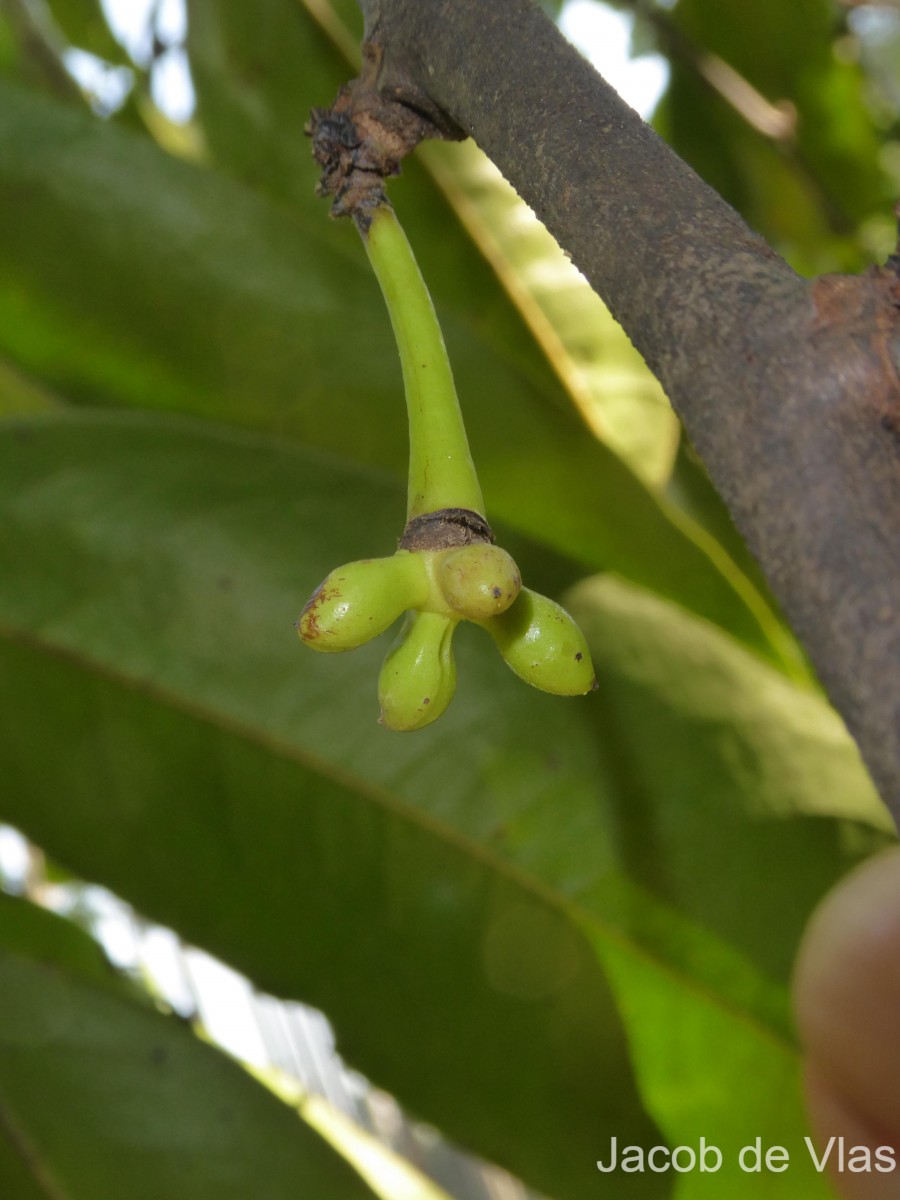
[810,257,900,446]
[882,199,900,305]
[306,40,463,229]
[399,509,494,552]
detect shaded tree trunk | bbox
[356,0,900,824]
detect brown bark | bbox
[356,0,900,825]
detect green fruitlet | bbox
[379,611,458,731]
[484,588,597,695]
[433,543,521,622]
[297,553,427,652]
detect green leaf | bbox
[186,0,359,208]
[0,410,889,1198]
[565,573,892,979]
[0,356,66,418]
[0,78,804,676]
[655,0,891,272]
[592,925,839,1199]
[0,1,83,104]
[0,892,129,997]
[45,0,131,66]
[0,896,380,1200]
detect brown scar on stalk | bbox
[398,507,494,552]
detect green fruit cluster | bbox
[297,540,595,730]
[297,197,595,730]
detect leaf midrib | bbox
[0,1080,72,1200]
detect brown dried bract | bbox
[307,42,462,229]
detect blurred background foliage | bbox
[0,0,897,1197]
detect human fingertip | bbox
[793,847,900,1158]
[802,1062,898,1200]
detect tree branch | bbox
[357,0,900,824]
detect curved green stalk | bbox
[361,203,485,521]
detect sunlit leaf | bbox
[421,140,681,485]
